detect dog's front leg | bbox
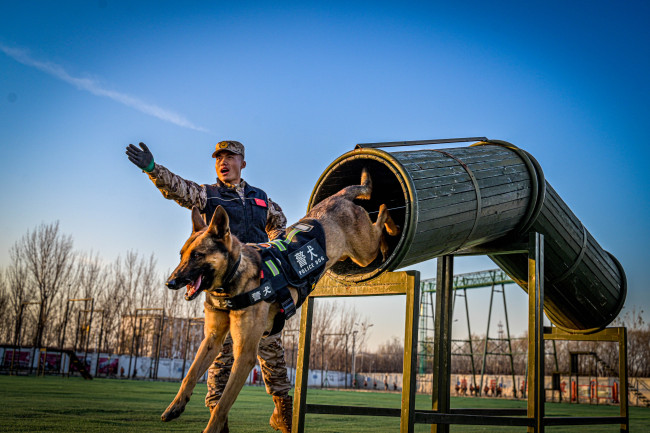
[203,308,267,433]
[162,312,229,422]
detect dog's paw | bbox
[386,223,401,236]
[380,244,389,263]
[161,399,187,422]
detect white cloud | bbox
[0,43,210,133]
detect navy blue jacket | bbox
[203,182,269,244]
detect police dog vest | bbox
[209,219,328,334]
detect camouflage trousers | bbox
[205,332,292,407]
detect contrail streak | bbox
[0,43,210,133]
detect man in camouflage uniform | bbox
[126,140,293,433]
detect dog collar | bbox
[221,250,242,288]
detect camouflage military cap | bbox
[212,140,245,159]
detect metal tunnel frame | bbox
[292,233,630,433]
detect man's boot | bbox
[270,395,292,433]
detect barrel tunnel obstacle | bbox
[308,138,626,334]
[294,138,629,433]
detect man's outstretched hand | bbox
[126,142,155,172]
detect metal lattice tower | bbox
[417,269,515,391]
[478,280,517,397]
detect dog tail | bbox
[336,168,372,201]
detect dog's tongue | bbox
[185,275,203,301]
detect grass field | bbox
[1,375,648,432]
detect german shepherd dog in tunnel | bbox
[163,169,399,433]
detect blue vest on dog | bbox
[203,182,269,244]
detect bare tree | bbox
[308,301,337,369]
[373,337,404,372]
[106,250,161,355]
[74,251,109,300]
[11,221,76,348]
[56,251,110,352]
[6,246,30,345]
[158,270,191,358]
[276,300,373,385]
[113,250,159,310]
[302,302,373,377]
[614,308,650,377]
[0,268,12,343]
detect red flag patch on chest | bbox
[254,198,267,207]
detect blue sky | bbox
[1,1,649,348]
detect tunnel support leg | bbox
[618,327,629,432]
[400,270,420,433]
[527,232,545,433]
[293,297,314,433]
[431,255,454,433]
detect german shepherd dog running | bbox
[163,169,399,433]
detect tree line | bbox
[362,309,650,377]
[0,221,205,360]
[0,222,374,364]
[2,221,647,378]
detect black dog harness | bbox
[207,219,328,334]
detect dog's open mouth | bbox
[185,275,203,301]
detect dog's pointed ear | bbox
[192,207,207,232]
[208,205,231,239]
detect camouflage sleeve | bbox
[146,163,207,210]
[266,198,287,240]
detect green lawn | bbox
[1,375,648,432]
